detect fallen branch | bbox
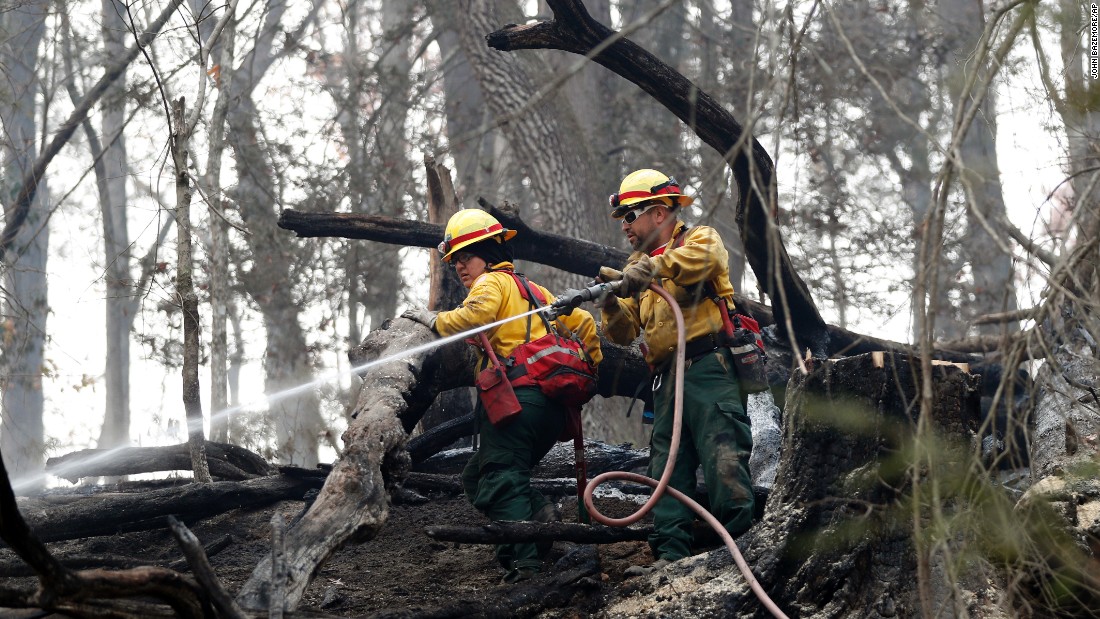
[17,475,321,543]
[0,454,208,618]
[279,208,986,365]
[0,535,234,578]
[45,441,275,482]
[404,472,578,497]
[168,516,247,619]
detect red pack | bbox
[729,313,769,394]
[504,273,598,410]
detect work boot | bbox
[532,502,561,560]
[501,566,539,585]
[623,557,672,578]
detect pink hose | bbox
[583,283,789,619]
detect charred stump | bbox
[599,352,985,618]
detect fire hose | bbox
[548,281,788,619]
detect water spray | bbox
[18,306,555,495]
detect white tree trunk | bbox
[0,0,49,491]
[197,1,236,442]
[97,0,134,452]
[219,0,324,466]
[433,2,498,203]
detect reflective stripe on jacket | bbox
[601,222,735,366]
[434,261,604,372]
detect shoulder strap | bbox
[507,271,548,305]
[508,272,555,343]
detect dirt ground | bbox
[5,480,662,618]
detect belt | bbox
[651,332,730,377]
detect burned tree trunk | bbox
[234,317,472,610]
[420,155,474,438]
[599,352,987,617]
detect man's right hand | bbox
[597,266,623,283]
[618,255,656,297]
[595,267,624,309]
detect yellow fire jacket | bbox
[434,262,604,371]
[602,222,735,367]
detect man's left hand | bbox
[401,307,438,331]
[619,255,657,296]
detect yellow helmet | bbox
[438,209,517,262]
[609,169,694,218]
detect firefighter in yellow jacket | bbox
[598,169,754,576]
[402,209,602,584]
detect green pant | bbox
[461,387,565,571]
[647,348,754,561]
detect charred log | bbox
[14,475,320,543]
[0,534,234,578]
[403,472,577,497]
[412,439,648,478]
[0,452,216,619]
[45,441,276,483]
[278,207,988,368]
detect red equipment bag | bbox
[507,334,598,408]
[504,273,599,411]
[728,313,769,394]
[476,333,523,428]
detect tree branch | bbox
[1,0,185,259]
[485,0,829,357]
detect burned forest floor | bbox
[2,476,675,618]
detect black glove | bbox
[618,255,657,297]
[401,307,438,331]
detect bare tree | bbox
[0,0,50,489]
[94,0,137,453]
[940,0,1019,336]
[223,1,326,466]
[1027,0,1100,482]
